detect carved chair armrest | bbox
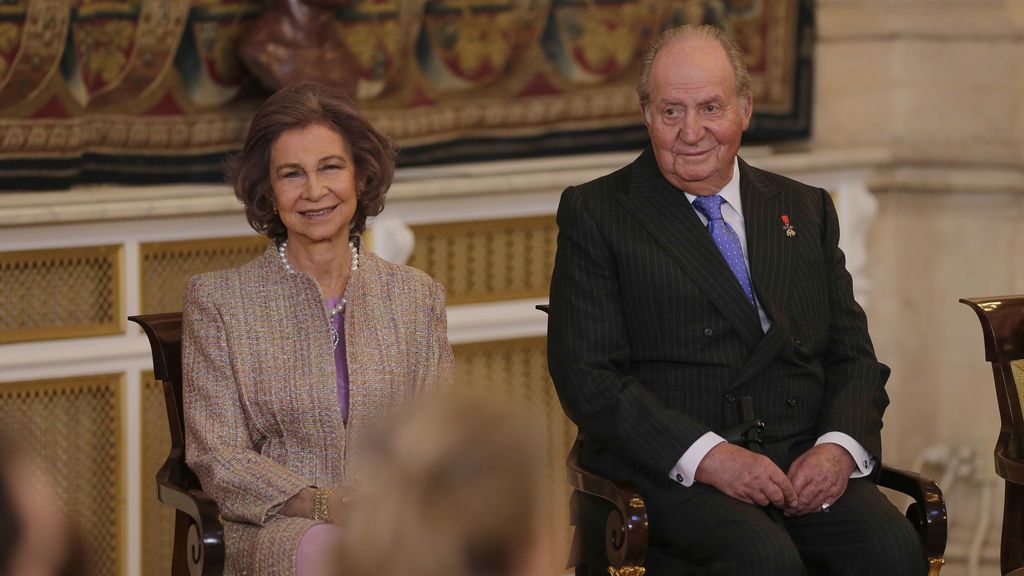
[995,435,1024,485]
[566,440,648,568]
[156,474,225,576]
[877,464,947,566]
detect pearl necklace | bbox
[277,239,359,349]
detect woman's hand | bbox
[277,485,352,522]
[278,487,316,519]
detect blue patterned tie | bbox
[691,195,756,305]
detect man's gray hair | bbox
[637,24,752,111]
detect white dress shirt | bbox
[668,160,875,487]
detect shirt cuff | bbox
[816,432,875,477]
[669,432,726,487]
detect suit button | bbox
[703,327,714,337]
[676,473,684,483]
[724,393,736,403]
[787,397,798,407]
[792,336,802,346]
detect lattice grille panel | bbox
[142,371,174,576]
[140,236,268,314]
[452,337,574,573]
[408,216,557,305]
[0,245,122,343]
[0,374,123,576]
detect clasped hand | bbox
[693,442,856,516]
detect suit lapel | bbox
[740,158,793,332]
[728,160,795,389]
[617,150,762,348]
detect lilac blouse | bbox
[324,296,350,423]
[295,297,350,576]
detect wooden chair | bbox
[130,312,224,576]
[539,305,947,575]
[565,437,947,576]
[960,295,1024,576]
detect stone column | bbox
[816,1,1024,570]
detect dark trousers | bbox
[579,479,927,576]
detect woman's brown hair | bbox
[228,82,396,240]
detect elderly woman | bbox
[183,82,454,576]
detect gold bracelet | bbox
[313,487,334,522]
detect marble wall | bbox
[816,0,1024,571]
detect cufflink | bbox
[676,473,684,484]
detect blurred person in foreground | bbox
[335,394,549,576]
[183,81,454,576]
[547,24,926,575]
[0,431,81,576]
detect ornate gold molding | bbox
[607,567,646,576]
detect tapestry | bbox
[0,0,813,190]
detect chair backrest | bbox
[960,296,1024,483]
[130,312,202,490]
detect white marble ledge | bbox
[0,333,153,382]
[446,297,550,345]
[0,146,895,228]
[870,164,1024,195]
[0,298,551,381]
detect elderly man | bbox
[547,24,926,575]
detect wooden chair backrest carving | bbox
[960,296,1024,576]
[130,312,225,576]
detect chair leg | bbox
[171,511,192,576]
[1002,482,1024,576]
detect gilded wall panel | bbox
[452,337,574,573]
[141,371,174,576]
[0,245,122,343]
[140,235,267,314]
[0,373,124,576]
[408,216,557,305]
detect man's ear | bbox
[740,94,753,130]
[641,104,651,126]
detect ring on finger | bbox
[820,502,831,513]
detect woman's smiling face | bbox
[270,122,359,245]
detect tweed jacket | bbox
[547,149,891,509]
[183,244,454,576]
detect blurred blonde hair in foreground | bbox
[335,393,549,576]
[0,427,84,576]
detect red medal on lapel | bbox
[781,215,796,237]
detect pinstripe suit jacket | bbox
[547,149,890,503]
[183,245,454,575]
